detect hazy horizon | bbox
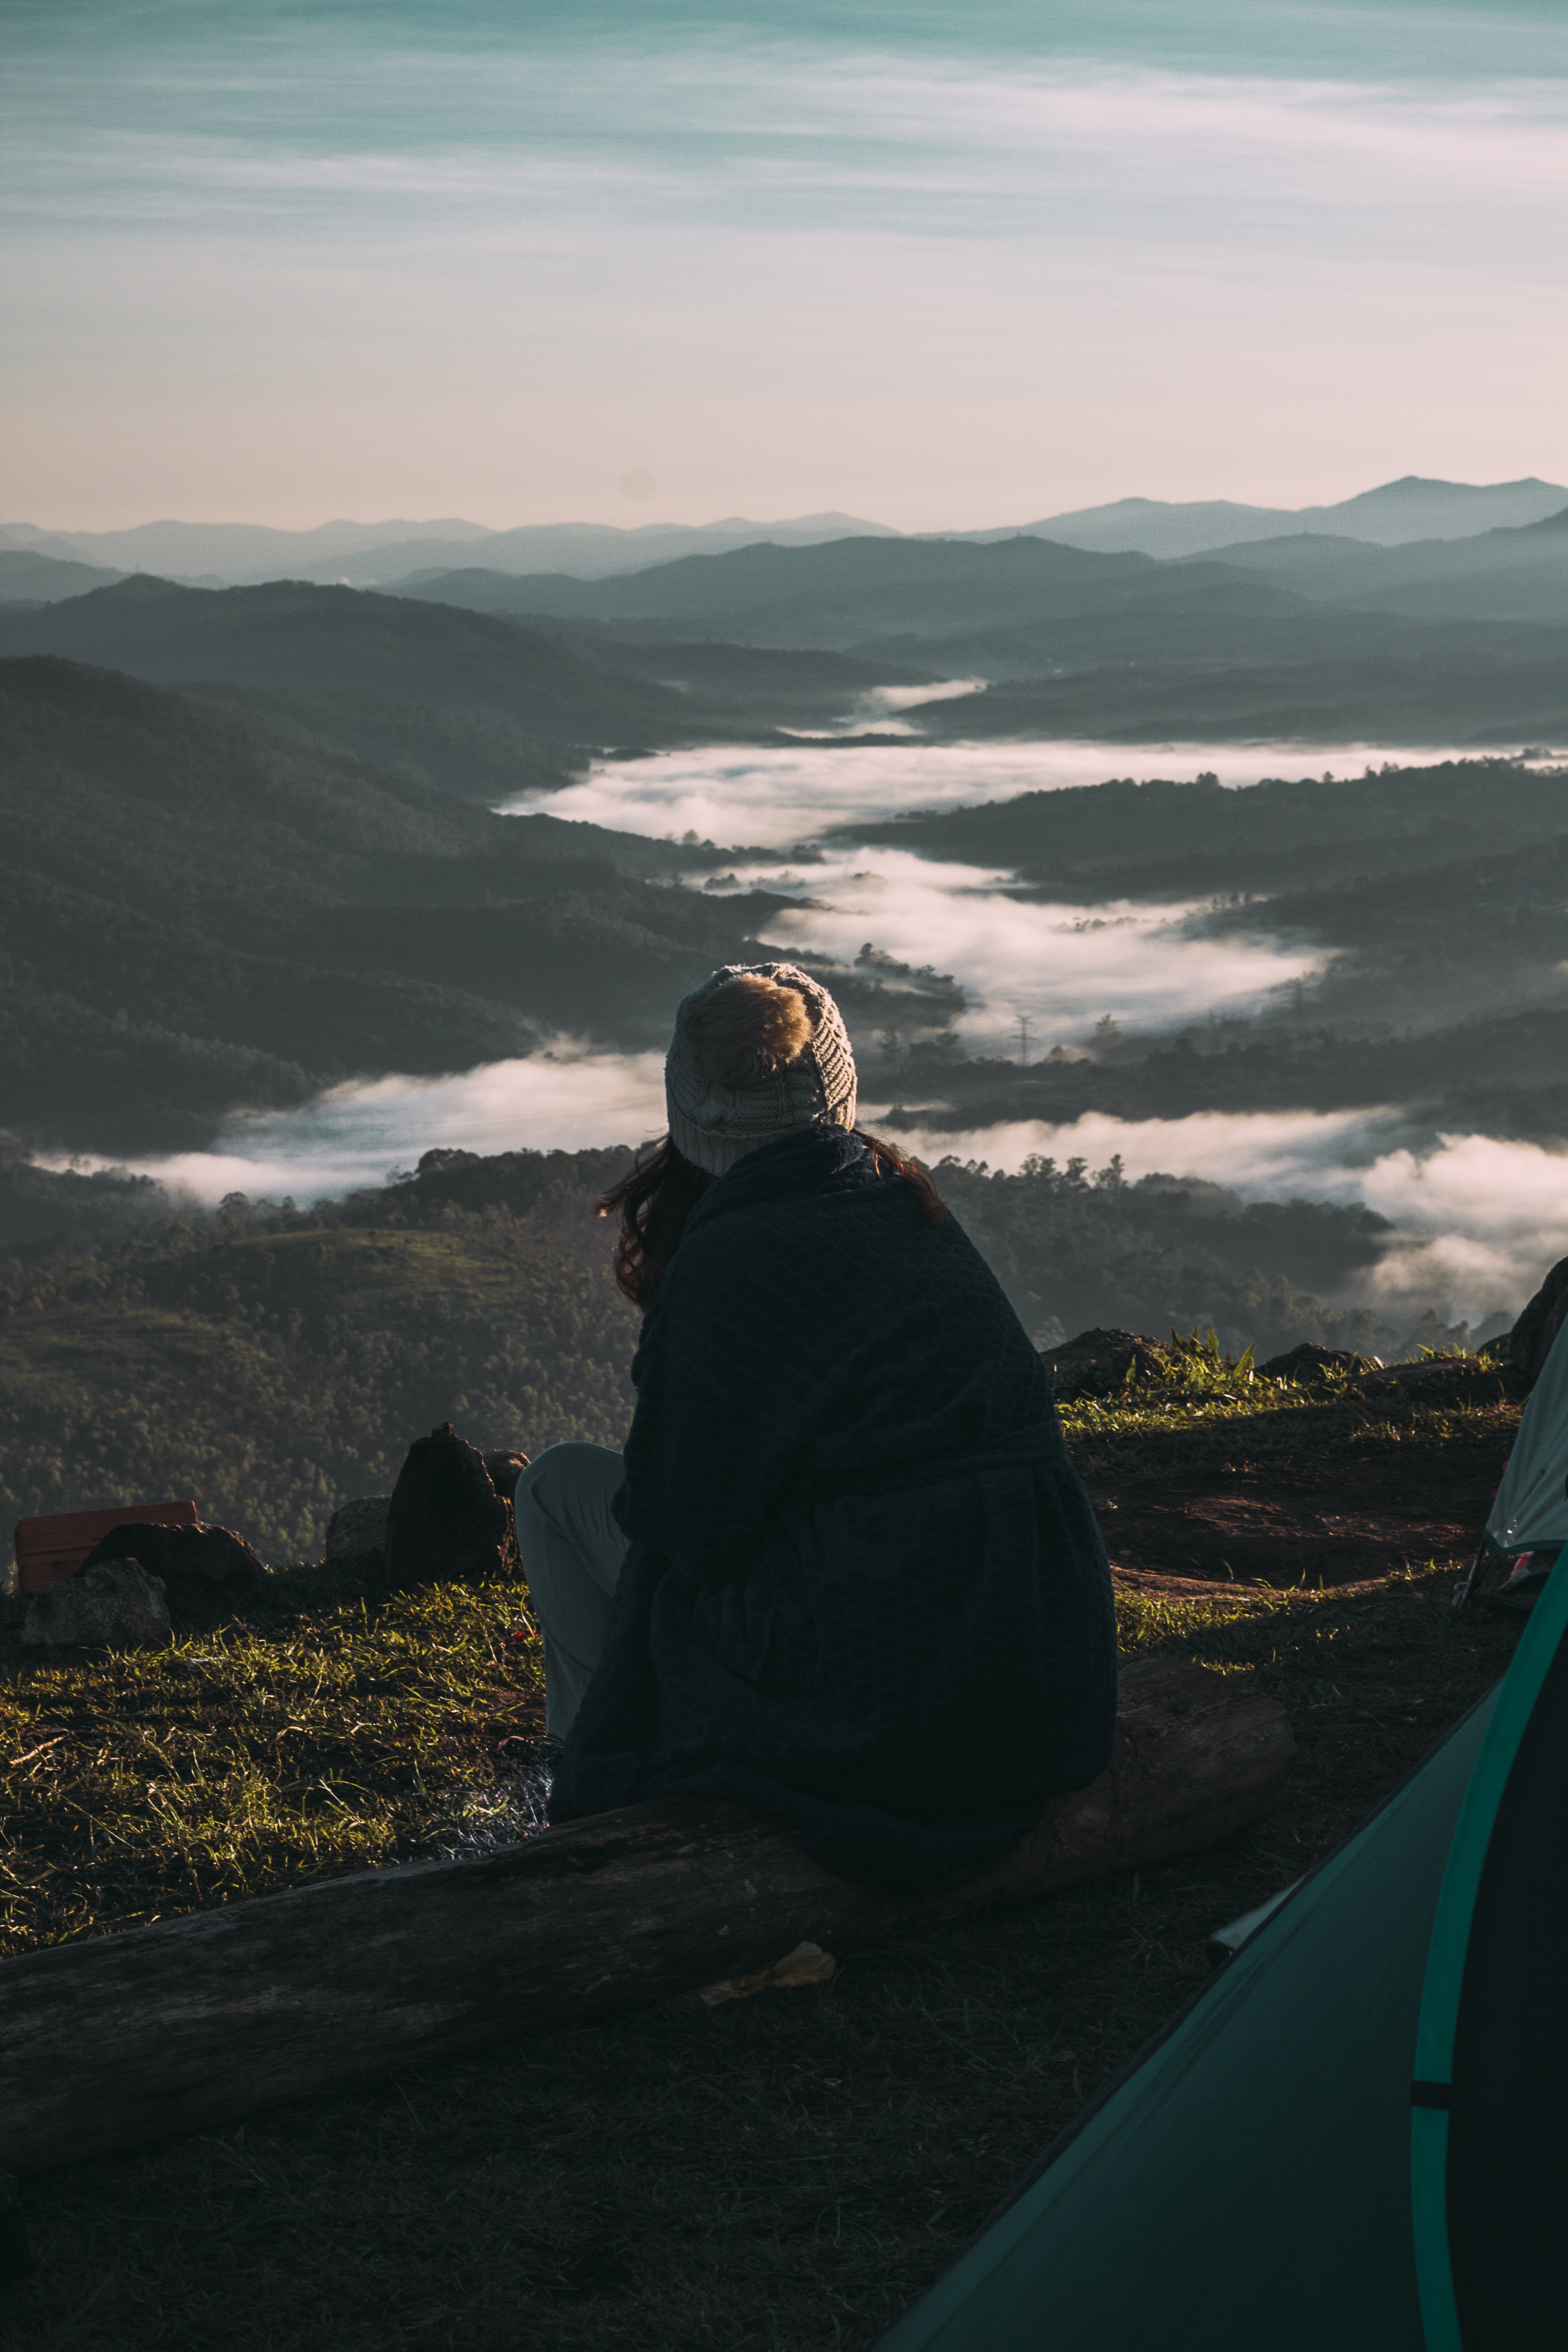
[7,470,1568,544]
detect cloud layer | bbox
[65,734,1554,1325]
[67,1044,668,1206]
[749,852,1321,1044]
[500,740,1482,850]
[882,1110,1568,1321]
[77,1079,1564,1323]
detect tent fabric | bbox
[1412,1556,1568,2352]
[877,1547,1568,2352]
[875,1692,1495,2352]
[1485,1316,1568,1553]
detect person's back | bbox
[519,964,1117,1891]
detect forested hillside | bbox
[0,659,960,1153]
[856,756,1568,1083]
[0,576,707,745]
[386,523,1568,732]
[0,1142,1464,1564]
[903,641,1568,744]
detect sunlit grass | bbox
[0,1565,546,1956]
[1059,1329,1520,1479]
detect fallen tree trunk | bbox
[0,1660,1290,2175]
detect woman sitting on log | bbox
[514,963,1116,1891]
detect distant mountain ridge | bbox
[6,478,1564,587]
[6,536,1566,754]
[970,478,1568,559]
[1188,508,1568,624]
[0,512,898,589]
[0,515,495,576]
[0,549,131,605]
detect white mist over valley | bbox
[58,733,1568,1328]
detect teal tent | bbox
[876,1550,1568,2352]
[1455,1315,1568,1612]
[1486,1316,1568,1556]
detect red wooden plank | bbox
[13,1502,199,1593]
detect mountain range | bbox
[4,517,1565,763]
[389,522,1568,652]
[5,476,1564,589]
[0,512,897,591]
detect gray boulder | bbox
[23,1559,172,1647]
[324,1495,392,1561]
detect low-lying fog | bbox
[74,1065,1566,1324]
[69,736,1565,1326]
[495,738,1488,848]
[711,849,1322,1046]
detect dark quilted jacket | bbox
[549,1127,1117,1889]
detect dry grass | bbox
[0,1563,548,1957]
[0,1385,1525,2350]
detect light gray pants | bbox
[513,1442,630,1736]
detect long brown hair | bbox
[598,1128,946,1311]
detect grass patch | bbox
[0,1566,547,1956]
[0,1389,1525,2350]
[1057,1339,1522,1487]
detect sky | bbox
[3,1,1565,530]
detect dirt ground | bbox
[1084,1428,1507,1592]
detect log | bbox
[0,1660,1291,2175]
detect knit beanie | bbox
[664,962,858,1177]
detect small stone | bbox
[23,1559,172,1647]
[324,1496,392,1560]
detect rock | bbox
[1349,1355,1523,1405]
[1258,1343,1382,1382]
[482,1449,531,1553]
[1042,1328,1176,1401]
[324,1496,392,1561]
[81,1520,267,1617]
[483,1449,531,1502]
[23,1559,171,1648]
[385,1423,509,1589]
[1507,1255,1568,1387]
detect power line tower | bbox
[1014,1012,1033,1067]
